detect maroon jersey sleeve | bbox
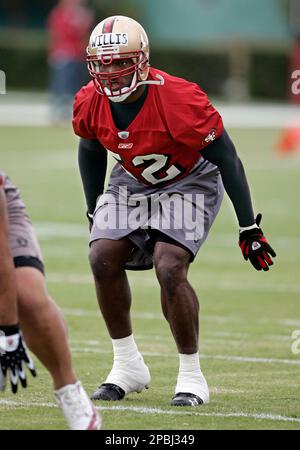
[72,82,97,139]
[180,84,224,150]
[155,70,224,151]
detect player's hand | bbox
[239,214,276,271]
[0,325,37,393]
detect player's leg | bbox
[89,238,134,339]
[148,159,224,406]
[16,265,75,389]
[15,263,100,429]
[89,238,150,400]
[4,173,101,430]
[153,242,209,406]
[157,244,199,353]
[0,178,17,325]
[154,243,199,353]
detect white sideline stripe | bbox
[51,274,300,295]
[0,399,299,424]
[35,222,87,239]
[34,222,300,250]
[1,101,299,128]
[69,347,300,366]
[281,320,300,327]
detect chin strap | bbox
[106,90,132,103]
[137,73,165,88]
[105,71,138,103]
[108,73,165,103]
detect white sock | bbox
[54,380,80,396]
[178,352,202,375]
[106,335,150,393]
[112,334,140,363]
[176,352,209,402]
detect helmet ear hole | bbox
[139,61,149,81]
[137,52,149,81]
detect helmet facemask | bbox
[87,51,149,102]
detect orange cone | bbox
[277,127,300,154]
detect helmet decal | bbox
[102,16,117,33]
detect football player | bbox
[73,16,276,406]
[0,173,101,430]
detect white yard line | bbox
[100,406,300,424]
[71,331,293,344]
[49,273,300,295]
[61,308,239,323]
[61,306,298,331]
[62,307,163,320]
[0,399,299,424]
[202,354,300,365]
[69,346,300,366]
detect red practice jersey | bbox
[73,67,224,186]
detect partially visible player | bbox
[0,173,101,430]
[74,16,276,406]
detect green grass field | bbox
[1,125,300,430]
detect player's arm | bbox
[0,175,36,393]
[201,129,254,227]
[78,138,108,226]
[201,130,276,271]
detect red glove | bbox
[239,214,276,271]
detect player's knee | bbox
[89,243,120,280]
[154,255,187,297]
[18,290,49,322]
[16,266,49,317]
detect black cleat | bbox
[171,392,204,407]
[91,383,125,401]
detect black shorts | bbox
[14,256,45,275]
[148,229,195,260]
